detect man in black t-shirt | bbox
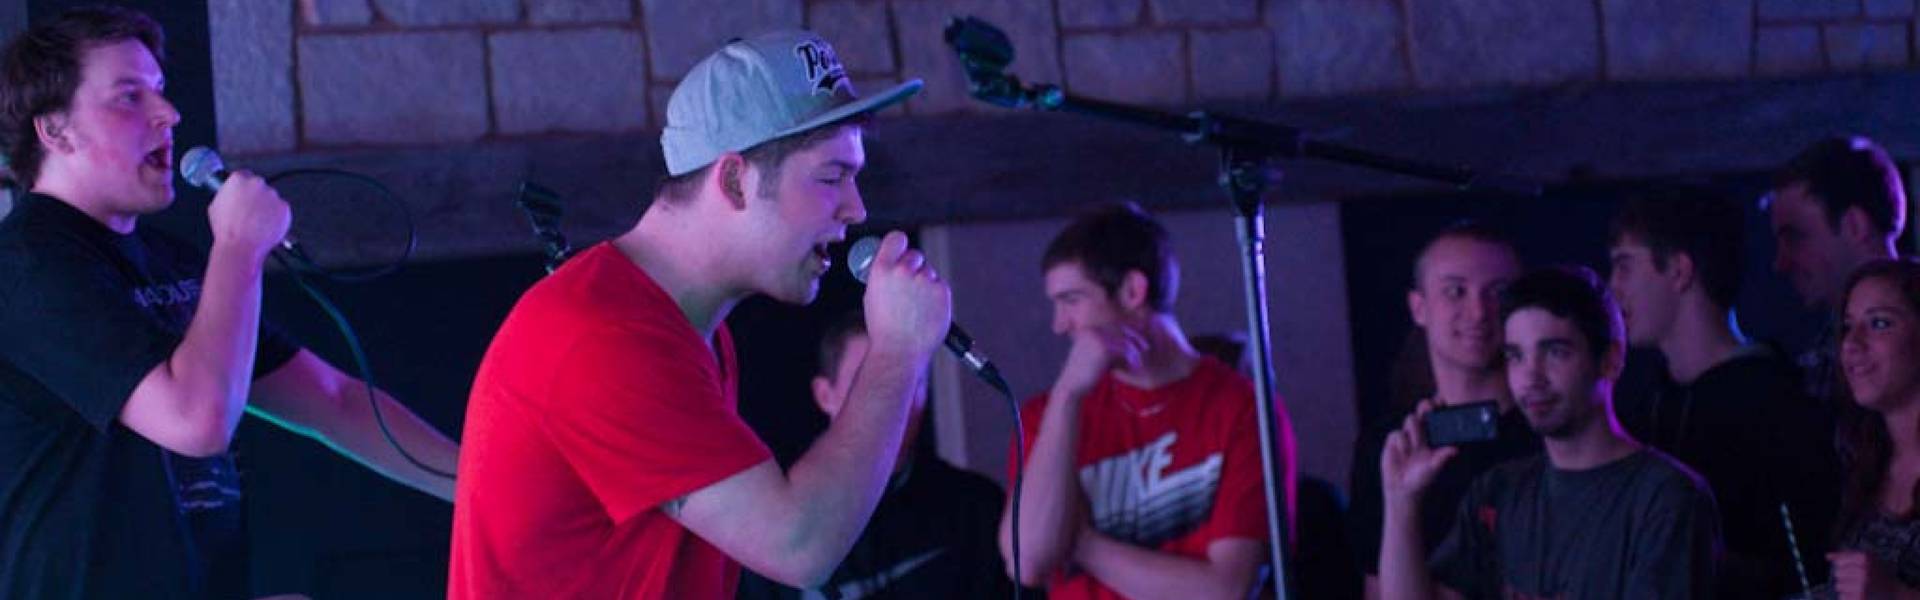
[1347,222,1539,599]
[0,8,459,599]
[1379,268,1720,599]
[736,314,1019,600]
[1607,186,1840,597]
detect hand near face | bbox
[861,231,952,358]
[1052,323,1146,399]
[206,170,290,259]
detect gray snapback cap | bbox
[661,31,923,176]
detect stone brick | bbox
[1758,0,1860,21]
[895,0,1062,115]
[1062,31,1185,105]
[1059,0,1142,28]
[1190,28,1271,102]
[1867,0,1916,17]
[298,32,490,145]
[299,0,373,26]
[1756,25,1826,76]
[372,0,519,25]
[1826,23,1911,70]
[529,0,633,24]
[1602,0,1750,80]
[490,29,650,134]
[1269,0,1409,98]
[1148,0,1257,25]
[642,0,804,79]
[807,0,896,73]
[1407,0,1601,89]
[210,0,295,154]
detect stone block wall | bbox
[213,0,1920,156]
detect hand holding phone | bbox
[1422,400,1500,447]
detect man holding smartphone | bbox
[1378,267,1720,599]
[1346,222,1539,598]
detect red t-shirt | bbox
[1010,357,1293,600]
[450,243,772,599]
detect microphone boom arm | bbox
[941,16,1541,196]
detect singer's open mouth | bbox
[145,145,171,170]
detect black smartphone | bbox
[1424,401,1500,447]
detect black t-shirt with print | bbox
[0,193,298,599]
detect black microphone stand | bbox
[943,17,1540,599]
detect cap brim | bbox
[775,79,923,139]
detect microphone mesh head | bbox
[847,236,881,283]
[179,146,224,190]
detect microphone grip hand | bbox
[206,170,291,259]
[861,231,952,358]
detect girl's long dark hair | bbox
[1835,259,1920,534]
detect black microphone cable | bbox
[266,168,416,282]
[182,146,452,481]
[273,248,456,481]
[260,169,453,481]
[1004,383,1029,600]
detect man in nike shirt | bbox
[1001,203,1296,599]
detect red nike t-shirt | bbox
[1009,357,1291,600]
[451,243,772,599]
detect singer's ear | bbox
[714,153,749,209]
[1117,269,1150,311]
[34,113,72,154]
[809,375,842,417]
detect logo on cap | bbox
[794,41,849,96]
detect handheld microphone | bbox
[178,146,228,191]
[847,236,1011,396]
[179,146,298,253]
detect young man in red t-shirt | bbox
[1001,203,1297,599]
[449,31,951,599]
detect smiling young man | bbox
[1347,222,1539,599]
[1000,203,1295,600]
[1378,267,1720,599]
[449,32,953,599]
[0,7,460,599]
[1607,186,1840,598]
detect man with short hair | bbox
[1379,267,1720,599]
[1347,222,1539,599]
[1607,185,1840,597]
[0,7,459,598]
[736,313,1016,599]
[1001,203,1294,599]
[1768,136,1907,399]
[451,32,952,598]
